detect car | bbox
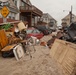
[35,25,52,35]
[26,27,44,39]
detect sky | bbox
[31,0,76,26]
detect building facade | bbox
[13,0,43,27]
[40,13,57,29]
[61,12,76,27]
[40,13,51,25]
[0,0,19,20]
[0,0,43,26]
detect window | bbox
[12,17,15,19]
[8,13,11,19]
[43,18,46,21]
[26,29,33,34]
[45,18,48,21]
[15,1,17,6]
[36,29,40,33]
[13,0,17,6]
[22,2,25,6]
[9,16,11,19]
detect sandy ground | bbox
[0,35,64,75]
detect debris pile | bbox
[0,21,76,75]
[46,22,76,49]
[0,21,33,60]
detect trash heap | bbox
[0,21,76,75]
[0,21,35,60]
[48,22,76,75]
[47,22,76,48]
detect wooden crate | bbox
[50,39,76,75]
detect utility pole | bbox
[70,5,73,24]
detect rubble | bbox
[0,21,76,75]
[0,35,64,75]
[47,23,76,49]
[0,21,28,59]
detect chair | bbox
[20,36,38,59]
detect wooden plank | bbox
[50,39,68,63]
[50,39,60,58]
[0,29,8,49]
[54,43,68,63]
[61,46,76,75]
[50,39,76,75]
[1,44,16,51]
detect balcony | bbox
[20,5,43,16]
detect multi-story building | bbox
[40,13,51,25]
[0,0,43,26]
[13,0,43,27]
[61,12,76,27]
[40,13,57,29]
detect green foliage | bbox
[0,23,12,30]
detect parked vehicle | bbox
[35,25,52,35]
[26,27,44,39]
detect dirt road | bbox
[0,35,64,75]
